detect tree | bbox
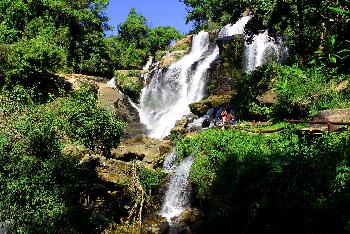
[117,8,149,48]
[147,26,182,55]
[107,8,182,69]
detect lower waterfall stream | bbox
[160,152,194,224]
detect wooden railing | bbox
[287,119,350,131]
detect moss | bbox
[207,35,244,96]
[114,70,142,103]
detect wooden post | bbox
[327,123,332,132]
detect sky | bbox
[105,0,194,36]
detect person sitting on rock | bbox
[221,109,228,129]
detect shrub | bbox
[0,85,126,232]
[5,37,67,87]
[114,71,142,102]
[176,127,350,233]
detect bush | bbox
[5,37,67,87]
[176,127,350,233]
[0,85,126,233]
[137,166,166,194]
[234,64,350,121]
[114,71,142,102]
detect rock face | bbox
[158,35,192,68]
[189,93,236,116]
[170,208,205,234]
[314,108,350,122]
[207,35,244,96]
[111,135,172,168]
[142,214,170,234]
[170,118,190,135]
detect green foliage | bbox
[51,86,126,156]
[177,127,350,233]
[181,0,247,30]
[146,26,182,55]
[137,166,166,194]
[5,37,67,86]
[114,71,142,102]
[0,0,111,80]
[106,8,181,70]
[234,64,350,120]
[0,85,126,232]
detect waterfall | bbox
[160,154,194,223]
[218,15,251,38]
[138,15,286,139]
[139,17,252,140]
[243,31,287,73]
[139,32,214,139]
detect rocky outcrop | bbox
[158,35,192,68]
[159,50,188,68]
[111,135,172,168]
[314,108,350,123]
[170,118,189,135]
[170,208,205,234]
[142,214,170,234]
[189,92,236,116]
[207,35,244,96]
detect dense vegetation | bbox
[0,2,181,89]
[0,1,180,232]
[177,127,350,233]
[0,0,349,233]
[178,1,350,233]
[0,86,125,232]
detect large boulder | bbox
[170,208,205,234]
[170,118,190,135]
[111,135,172,168]
[159,50,188,68]
[159,35,192,68]
[314,108,350,122]
[189,93,235,116]
[142,214,170,234]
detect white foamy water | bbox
[160,155,194,222]
[139,32,213,139]
[139,17,252,139]
[244,31,287,72]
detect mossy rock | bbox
[207,35,244,96]
[170,35,192,52]
[189,92,236,116]
[114,70,143,103]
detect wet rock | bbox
[171,35,192,52]
[171,208,205,234]
[170,118,189,135]
[111,135,172,168]
[207,35,244,96]
[159,50,189,68]
[98,159,133,183]
[189,93,235,116]
[257,90,278,105]
[142,214,170,234]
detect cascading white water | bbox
[139,32,213,139]
[139,16,252,139]
[160,155,194,223]
[218,15,251,38]
[243,31,287,73]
